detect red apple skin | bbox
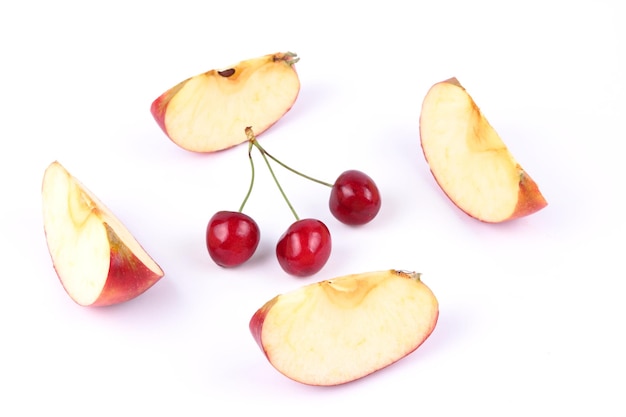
[511,170,548,221]
[89,225,164,307]
[150,81,187,135]
[249,296,278,356]
[46,223,164,307]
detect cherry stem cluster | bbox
[239,127,334,221]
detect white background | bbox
[1,0,625,415]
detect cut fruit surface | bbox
[250,270,439,386]
[419,77,547,222]
[151,52,300,153]
[41,161,164,306]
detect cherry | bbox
[206,211,260,267]
[329,170,381,225]
[245,128,334,277]
[276,219,332,277]
[245,130,381,227]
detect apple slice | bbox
[151,51,300,153]
[41,161,164,307]
[250,270,438,386]
[419,77,547,223]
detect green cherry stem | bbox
[238,140,256,213]
[245,127,300,221]
[262,148,334,188]
[245,128,334,188]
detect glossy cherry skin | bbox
[329,170,381,225]
[206,211,260,267]
[276,219,332,277]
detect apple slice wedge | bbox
[250,270,439,386]
[41,161,164,307]
[419,77,547,223]
[151,51,300,153]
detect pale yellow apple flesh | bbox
[419,77,547,222]
[41,161,164,307]
[151,52,300,153]
[250,270,439,386]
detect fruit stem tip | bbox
[276,51,300,65]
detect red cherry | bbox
[329,170,381,225]
[276,219,332,277]
[206,211,260,267]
